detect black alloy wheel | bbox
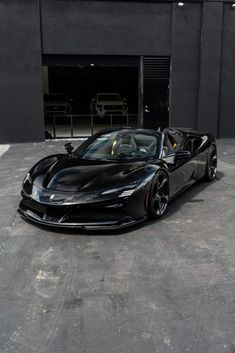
[204,144,217,181]
[148,171,169,219]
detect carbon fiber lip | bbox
[18,207,146,230]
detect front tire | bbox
[147,171,169,219]
[204,144,217,181]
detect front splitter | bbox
[18,208,146,231]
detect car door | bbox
[161,130,193,197]
[185,134,208,180]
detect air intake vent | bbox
[143,56,170,79]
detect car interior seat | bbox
[113,135,137,155]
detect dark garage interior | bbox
[43,56,170,138]
[44,64,138,137]
[48,66,138,115]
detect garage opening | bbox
[42,55,170,139]
[42,55,139,139]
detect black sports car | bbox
[18,127,217,230]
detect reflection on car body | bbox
[18,127,217,230]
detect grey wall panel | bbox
[0,0,44,143]
[170,3,202,129]
[219,4,235,138]
[41,0,171,55]
[197,2,223,137]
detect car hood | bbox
[22,155,159,205]
[23,155,157,204]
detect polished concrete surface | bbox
[0,139,235,353]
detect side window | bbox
[186,136,202,152]
[168,132,182,152]
[162,132,182,156]
[162,134,174,156]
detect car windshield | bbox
[44,94,67,102]
[98,94,121,101]
[75,130,160,161]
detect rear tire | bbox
[204,144,217,181]
[147,171,169,219]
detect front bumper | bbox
[18,196,146,230]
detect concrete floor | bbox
[0,139,235,353]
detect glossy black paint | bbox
[18,128,215,230]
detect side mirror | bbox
[64,143,74,155]
[123,98,127,102]
[91,98,95,103]
[175,150,191,160]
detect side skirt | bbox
[169,179,197,202]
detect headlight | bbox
[100,183,139,197]
[118,189,136,197]
[100,174,154,198]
